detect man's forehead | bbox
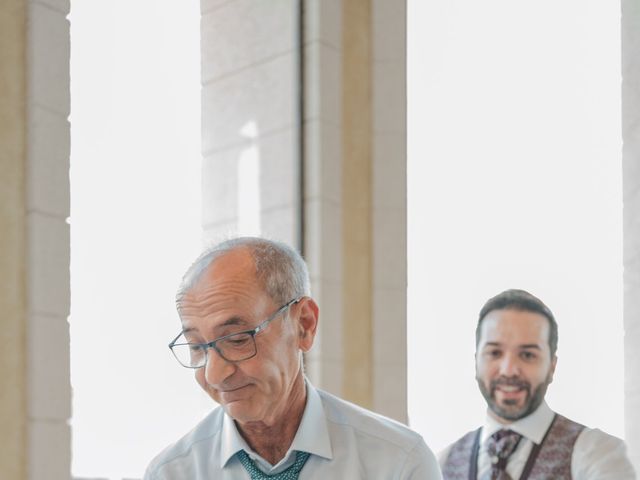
[209,247,255,275]
[479,309,550,344]
[189,248,256,289]
[178,279,271,332]
[179,250,267,310]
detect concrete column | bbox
[303,0,408,422]
[0,1,71,478]
[302,0,345,396]
[341,0,373,410]
[0,2,28,477]
[200,0,301,248]
[370,0,407,422]
[622,0,640,472]
[199,0,408,422]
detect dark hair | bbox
[476,289,558,357]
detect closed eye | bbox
[223,335,252,347]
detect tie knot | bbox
[493,429,520,444]
[237,450,310,479]
[487,429,521,468]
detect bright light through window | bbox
[408,0,623,454]
[70,2,205,478]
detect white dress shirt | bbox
[439,402,636,479]
[145,382,442,479]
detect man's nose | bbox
[203,347,235,386]
[499,353,520,376]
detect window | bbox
[408,0,623,452]
[70,2,203,478]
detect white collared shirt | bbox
[145,382,442,479]
[439,402,636,479]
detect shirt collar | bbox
[220,409,250,468]
[481,401,555,445]
[288,381,333,460]
[219,380,333,469]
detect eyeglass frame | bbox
[168,296,302,368]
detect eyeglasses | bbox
[168,297,301,368]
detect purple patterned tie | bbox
[484,429,522,480]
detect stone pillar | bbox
[622,0,640,472]
[370,0,407,422]
[200,0,301,248]
[304,0,408,422]
[0,1,71,478]
[0,2,28,477]
[200,0,408,422]
[341,0,373,410]
[302,0,346,397]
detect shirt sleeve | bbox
[572,428,637,479]
[142,467,155,480]
[143,462,161,480]
[399,440,444,480]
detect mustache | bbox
[490,376,531,390]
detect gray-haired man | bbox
[145,237,441,479]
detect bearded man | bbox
[440,289,636,480]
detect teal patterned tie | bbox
[236,450,311,479]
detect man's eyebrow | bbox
[218,316,248,328]
[181,316,249,334]
[483,342,502,348]
[519,344,542,350]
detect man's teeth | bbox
[499,385,521,392]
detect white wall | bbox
[27,1,72,478]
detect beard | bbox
[477,374,551,422]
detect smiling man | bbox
[440,289,636,480]
[144,237,441,480]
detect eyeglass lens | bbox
[171,332,257,367]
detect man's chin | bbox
[490,403,528,422]
[223,401,256,422]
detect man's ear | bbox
[296,297,319,352]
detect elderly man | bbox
[440,289,636,480]
[145,237,441,479]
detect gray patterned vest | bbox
[441,414,585,480]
